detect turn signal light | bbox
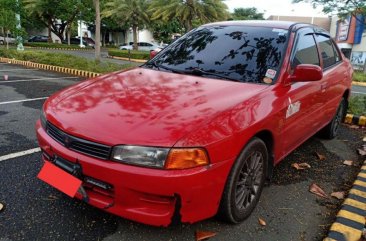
[165,148,209,170]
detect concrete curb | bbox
[0,57,100,78]
[345,114,366,127]
[352,81,366,87]
[25,46,94,51]
[108,55,147,63]
[324,161,366,241]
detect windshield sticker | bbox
[272,28,287,35]
[286,98,301,118]
[263,77,273,84]
[265,69,277,79]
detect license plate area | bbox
[38,161,82,197]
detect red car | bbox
[36,21,352,226]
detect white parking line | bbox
[0,69,39,72]
[0,148,41,162]
[352,91,366,95]
[0,76,79,84]
[0,97,48,105]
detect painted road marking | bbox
[352,91,366,95]
[0,148,41,162]
[0,69,39,72]
[325,160,366,241]
[0,76,79,84]
[0,97,48,105]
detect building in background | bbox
[267,15,331,31]
[330,15,365,70]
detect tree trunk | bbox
[67,24,71,45]
[184,20,193,32]
[132,24,138,50]
[94,0,101,63]
[48,18,52,43]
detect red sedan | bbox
[36,21,352,226]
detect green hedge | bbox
[108,49,150,60]
[24,42,93,50]
[353,71,366,83]
[0,49,133,73]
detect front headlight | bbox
[111,145,169,168]
[40,109,47,130]
[111,146,210,169]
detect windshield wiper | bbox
[185,68,240,82]
[144,62,184,73]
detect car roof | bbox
[202,20,323,31]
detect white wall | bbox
[126,28,154,43]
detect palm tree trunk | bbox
[184,20,193,32]
[132,24,138,50]
[94,0,101,63]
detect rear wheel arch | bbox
[253,130,274,179]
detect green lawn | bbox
[353,71,366,82]
[348,95,366,116]
[0,49,133,74]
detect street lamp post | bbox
[15,0,24,51]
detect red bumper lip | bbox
[36,120,233,226]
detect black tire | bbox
[320,98,347,139]
[218,137,268,223]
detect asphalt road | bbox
[352,84,366,95]
[0,63,364,241]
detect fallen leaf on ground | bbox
[291,163,311,170]
[0,202,4,212]
[195,230,217,241]
[363,136,366,142]
[315,152,326,161]
[258,218,266,226]
[359,149,366,156]
[348,125,360,129]
[48,195,58,200]
[309,183,329,199]
[343,160,354,166]
[331,191,345,200]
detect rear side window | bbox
[315,34,340,68]
[292,32,319,67]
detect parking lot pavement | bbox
[0,63,364,241]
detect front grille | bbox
[46,122,112,160]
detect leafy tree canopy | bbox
[293,0,366,18]
[229,7,264,20]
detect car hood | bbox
[45,68,269,147]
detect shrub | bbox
[108,49,150,60]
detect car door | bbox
[280,27,325,156]
[314,33,344,124]
[139,42,147,51]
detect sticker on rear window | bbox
[265,69,277,79]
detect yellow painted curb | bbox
[0,57,100,78]
[352,81,366,87]
[108,55,147,63]
[344,114,366,126]
[324,161,366,241]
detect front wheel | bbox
[218,137,268,223]
[320,98,347,139]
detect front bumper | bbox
[36,120,233,226]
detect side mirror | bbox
[150,49,159,59]
[291,64,323,82]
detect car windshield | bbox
[145,25,288,83]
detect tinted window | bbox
[316,34,339,68]
[292,32,319,67]
[148,26,288,83]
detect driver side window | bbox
[292,31,320,69]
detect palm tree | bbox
[149,0,228,32]
[103,0,150,50]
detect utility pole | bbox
[15,0,24,51]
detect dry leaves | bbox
[0,202,4,212]
[291,163,311,170]
[363,136,366,142]
[315,152,326,161]
[258,218,266,226]
[331,191,345,200]
[309,183,329,199]
[343,160,354,166]
[359,149,366,156]
[348,125,360,129]
[195,231,217,241]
